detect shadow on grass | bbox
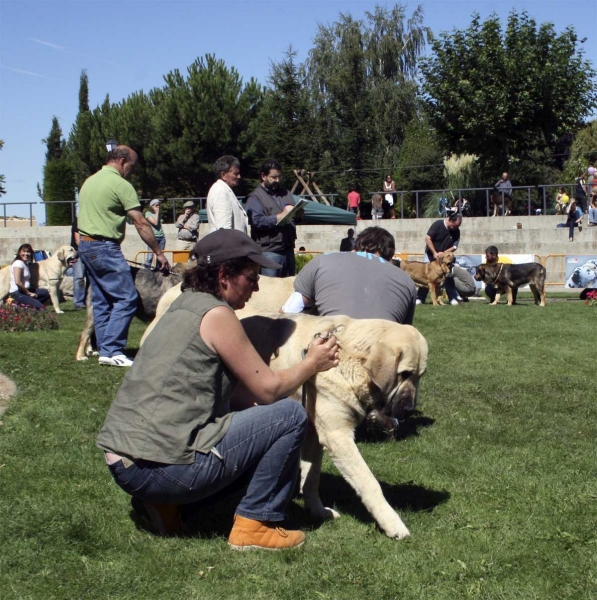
[355,411,436,443]
[317,472,450,525]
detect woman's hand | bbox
[305,335,339,372]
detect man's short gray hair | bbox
[213,155,240,179]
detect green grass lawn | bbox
[1,296,596,599]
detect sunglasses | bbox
[241,272,260,287]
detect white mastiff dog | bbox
[239,310,428,539]
[0,245,77,313]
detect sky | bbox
[1,0,595,222]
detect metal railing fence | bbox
[1,182,590,226]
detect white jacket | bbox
[206,179,248,233]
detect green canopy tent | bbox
[198,196,356,226]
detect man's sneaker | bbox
[415,299,422,306]
[99,354,134,367]
[228,514,306,550]
[450,299,459,306]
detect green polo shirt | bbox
[78,165,140,242]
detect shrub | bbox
[295,253,315,273]
[0,302,59,332]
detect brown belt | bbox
[80,235,117,242]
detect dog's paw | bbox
[55,309,64,314]
[323,506,341,520]
[76,356,89,362]
[384,521,411,539]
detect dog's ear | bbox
[363,343,400,398]
[57,248,66,261]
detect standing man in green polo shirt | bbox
[78,145,170,367]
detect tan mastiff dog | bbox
[140,276,295,346]
[0,245,77,313]
[239,310,428,539]
[399,252,456,306]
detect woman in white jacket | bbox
[206,156,248,233]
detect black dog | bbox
[475,262,546,306]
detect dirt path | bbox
[0,373,16,417]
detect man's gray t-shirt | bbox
[294,252,417,324]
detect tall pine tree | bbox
[68,70,93,189]
[40,117,75,225]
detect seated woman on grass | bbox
[9,243,50,309]
[97,229,339,550]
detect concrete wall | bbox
[1,216,593,283]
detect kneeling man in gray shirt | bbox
[281,227,416,325]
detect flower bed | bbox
[0,302,59,332]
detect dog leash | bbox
[300,325,345,408]
[488,263,504,286]
[125,259,173,275]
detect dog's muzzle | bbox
[384,384,417,421]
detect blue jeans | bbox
[107,399,308,522]
[144,236,166,269]
[72,257,88,307]
[261,250,296,278]
[78,240,138,358]
[589,207,597,225]
[10,288,50,309]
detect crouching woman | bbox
[97,229,339,550]
[9,243,50,309]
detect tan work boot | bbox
[142,502,184,537]
[228,514,306,550]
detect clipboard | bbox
[277,198,309,227]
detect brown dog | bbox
[399,253,455,305]
[474,262,546,306]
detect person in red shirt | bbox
[347,187,360,216]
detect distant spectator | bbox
[383,174,395,207]
[371,193,384,220]
[339,228,355,252]
[438,195,449,217]
[555,187,570,215]
[175,201,201,250]
[144,199,166,269]
[494,172,513,202]
[558,200,583,241]
[483,245,516,304]
[587,163,595,191]
[206,155,248,233]
[382,199,396,219]
[575,171,588,214]
[347,187,360,216]
[9,243,50,309]
[588,192,597,227]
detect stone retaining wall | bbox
[0,215,593,284]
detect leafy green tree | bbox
[147,54,263,197]
[395,112,445,215]
[421,10,597,184]
[253,47,316,188]
[563,120,597,182]
[305,3,431,197]
[40,118,75,225]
